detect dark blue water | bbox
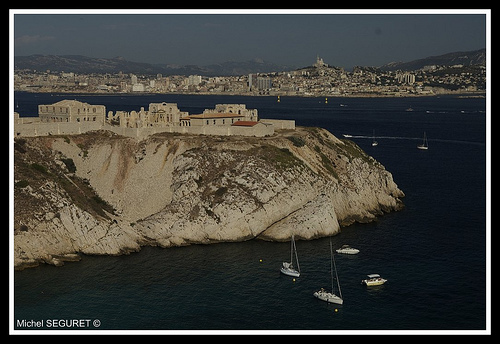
[13,93,488,331]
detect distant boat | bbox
[343,134,353,138]
[406,107,414,112]
[313,239,343,305]
[371,130,378,146]
[361,274,387,286]
[417,131,429,150]
[336,244,360,255]
[280,235,300,277]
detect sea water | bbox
[13,93,487,332]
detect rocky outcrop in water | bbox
[13,127,404,270]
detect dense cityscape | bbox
[14,56,486,97]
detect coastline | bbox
[14,88,486,98]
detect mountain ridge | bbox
[14,48,486,75]
[14,55,294,76]
[379,48,486,71]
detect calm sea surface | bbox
[13,93,488,332]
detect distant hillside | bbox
[14,55,162,74]
[380,48,486,71]
[14,49,486,75]
[14,55,293,76]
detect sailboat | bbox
[371,129,378,146]
[313,239,343,305]
[417,131,429,150]
[280,235,301,277]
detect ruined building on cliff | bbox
[14,100,295,139]
[38,99,106,124]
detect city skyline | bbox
[12,10,488,71]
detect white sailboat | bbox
[371,129,378,146]
[417,131,429,150]
[313,239,343,305]
[280,235,300,277]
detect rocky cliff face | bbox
[13,127,404,270]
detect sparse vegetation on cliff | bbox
[13,127,404,270]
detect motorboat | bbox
[336,245,359,255]
[361,274,387,286]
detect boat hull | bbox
[362,278,387,286]
[313,290,343,305]
[336,248,359,255]
[280,267,300,277]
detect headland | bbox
[13,115,404,269]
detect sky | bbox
[12,10,488,70]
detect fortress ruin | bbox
[14,100,295,139]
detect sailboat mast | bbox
[294,238,300,273]
[329,239,334,294]
[329,238,343,299]
[332,249,342,299]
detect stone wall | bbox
[14,116,277,138]
[260,119,296,130]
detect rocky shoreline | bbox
[13,127,404,270]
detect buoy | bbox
[259,259,262,263]
[334,308,338,313]
[292,278,296,282]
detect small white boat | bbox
[361,274,387,286]
[280,262,300,277]
[314,239,343,305]
[343,134,352,138]
[417,131,429,150]
[313,288,343,305]
[280,235,300,277]
[371,129,378,146]
[336,245,360,255]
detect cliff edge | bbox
[13,127,404,270]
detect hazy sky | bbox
[12,10,487,69]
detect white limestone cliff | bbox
[13,127,404,270]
